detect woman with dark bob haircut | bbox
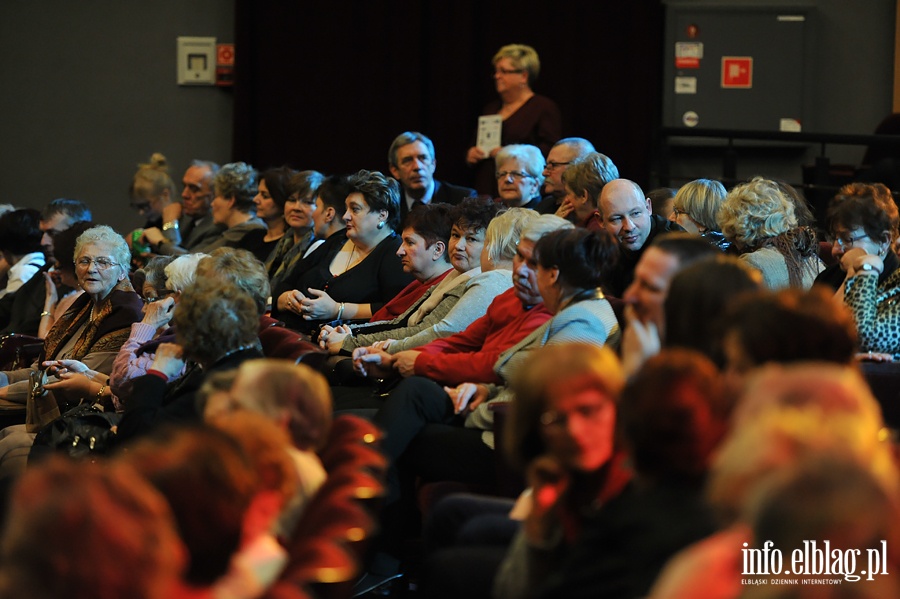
[272,169,413,335]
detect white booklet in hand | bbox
[477,115,502,155]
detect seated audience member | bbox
[113,278,263,445]
[494,144,546,210]
[0,456,185,599]
[267,170,325,288]
[272,170,414,335]
[370,224,619,505]
[535,137,596,215]
[669,178,731,251]
[128,153,182,265]
[243,166,296,263]
[491,343,630,598]
[619,234,718,377]
[0,221,92,338]
[321,198,503,356]
[717,176,823,290]
[600,179,684,297]
[816,182,899,293]
[650,363,898,599]
[388,131,476,221]
[648,187,677,221]
[741,456,900,597]
[0,209,45,299]
[351,215,566,395]
[817,184,900,357]
[319,202,455,359]
[0,225,142,413]
[38,198,92,260]
[720,286,858,394]
[135,255,176,301]
[0,199,95,336]
[142,160,225,255]
[42,253,208,409]
[662,255,763,368]
[204,358,332,539]
[120,423,261,594]
[525,349,726,599]
[327,200,517,360]
[192,162,265,254]
[208,410,300,598]
[556,151,619,229]
[304,174,352,258]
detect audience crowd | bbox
[1,42,899,599]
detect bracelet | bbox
[40,311,51,317]
[162,220,179,231]
[337,302,345,320]
[96,384,107,402]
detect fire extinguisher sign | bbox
[721,57,753,89]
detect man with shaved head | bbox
[599,178,683,297]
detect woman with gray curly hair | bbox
[717,177,823,289]
[193,161,265,254]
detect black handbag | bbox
[30,403,122,462]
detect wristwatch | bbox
[861,263,875,271]
[162,220,179,231]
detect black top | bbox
[605,215,685,297]
[814,249,900,291]
[399,180,477,222]
[535,480,717,599]
[114,345,263,447]
[270,230,415,334]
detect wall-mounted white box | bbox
[177,36,216,85]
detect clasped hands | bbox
[279,288,338,320]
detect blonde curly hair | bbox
[717,177,797,249]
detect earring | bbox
[377,221,385,230]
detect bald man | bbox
[599,179,683,297]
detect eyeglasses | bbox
[129,200,151,212]
[540,402,612,429]
[288,195,317,206]
[496,171,535,181]
[671,207,687,218]
[495,67,525,75]
[833,232,869,248]
[545,161,572,170]
[75,257,119,270]
[142,290,177,304]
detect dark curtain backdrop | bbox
[233,1,664,192]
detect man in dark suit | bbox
[388,132,476,221]
[142,160,226,255]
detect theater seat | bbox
[266,415,387,599]
[258,325,328,369]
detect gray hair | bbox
[553,137,596,159]
[388,132,435,167]
[495,144,546,187]
[483,207,539,265]
[520,214,574,243]
[74,225,130,278]
[165,253,209,293]
[562,152,620,207]
[214,162,258,213]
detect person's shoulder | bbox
[433,180,477,205]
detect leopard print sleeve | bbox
[844,271,900,354]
